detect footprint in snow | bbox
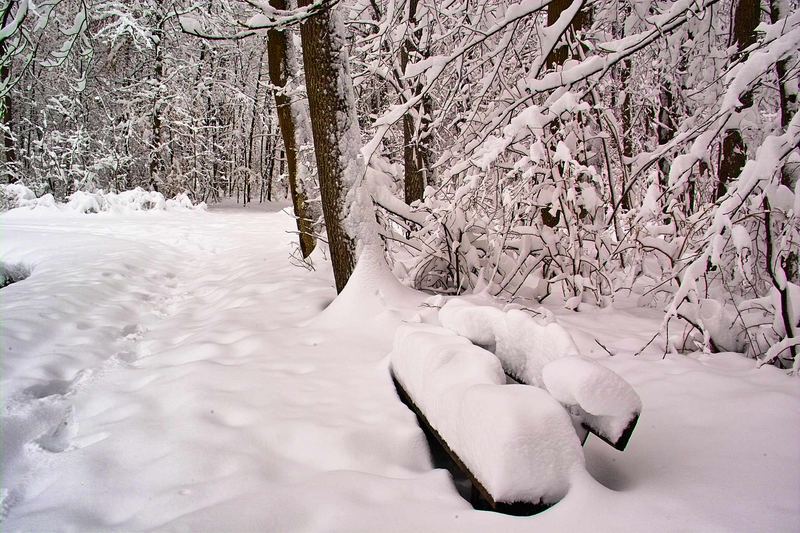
[0,488,22,522]
[36,406,78,453]
[113,350,139,364]
[120,323,144,339]
[22,369,94,400]
[22,380,71,400]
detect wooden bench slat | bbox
[506,370,639,451]
[391,371,551,516]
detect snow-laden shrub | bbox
[0,184,57,211]
[377,97,623,308]
[0,184,206,214]
[374,79,799,369]
[0,261,31,289]
[0,184,37,211]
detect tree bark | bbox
[149,16,165,192]
[657,81,676,191]
[267,0,316,257]
[618,57,633,210]
[716,0,760,200]
[298,0,363,292]
[399,0,430,205]
[769,0,797,191]
[544,0,591,71]
[616,1,633,211]
[769,0,798,284]
[0,2,18,182]
[247,43,267,181]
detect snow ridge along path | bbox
[2,206,799,532]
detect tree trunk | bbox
[1,2,18,182]
[544,0,590,71]
[261,118,273,203]
[298,0,364,292]
[400,0,430,205]
[247,42,267,180]
[617,7,633,212]
[769,0,797,284]
[716,0,760,200]
[657,81,676,191]
[769,0,797,191]
[149,18,165,192]
[267,0,316,257]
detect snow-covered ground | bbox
[2,205,798,532]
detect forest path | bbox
[1,206,798,532]
[0,206,446,530]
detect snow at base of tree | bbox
[391,323,585,504]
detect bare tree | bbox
[267,0,315,257]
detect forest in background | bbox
[1,0,798,370]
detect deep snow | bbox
[1,205,799,532]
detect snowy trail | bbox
[2,207,799,532]
[1,208,455,531]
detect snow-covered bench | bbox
[389,302,642,514]
[390,323,586,514]
[438,299,641,451]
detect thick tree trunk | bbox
[716,0,760,200]
[298,0,364,292]
[267,0,315,257]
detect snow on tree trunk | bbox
[149,16,165,193]
[298,0,371,292]
[769,0,798,285]
[1,2,17,182]
[544,0,590,71]
[716,0,760,200]
[400,0,430,205]
[267,0,315,258]
[657,80,676,192]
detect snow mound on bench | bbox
[391,323,585,504]
[543,356,642,443]
[438,299,580,386]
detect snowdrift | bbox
[1,184,205,214]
